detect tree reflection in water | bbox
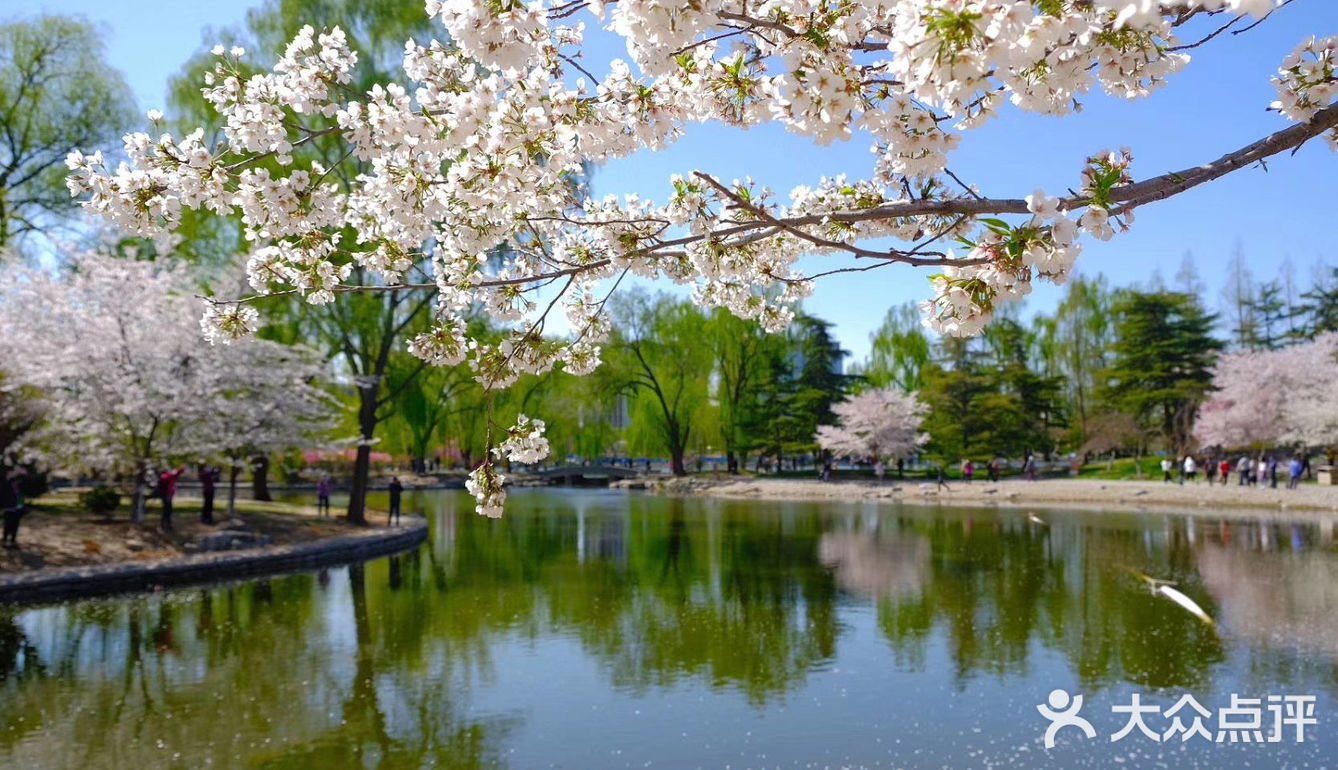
[0,490,1335,768]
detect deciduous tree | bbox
[0,251,333,522]
[864,303,932,393]
[1195,332,1338,449]
[0,15,135,250]
[816,389,927,462]
[605,291,713,477]
[707,308,789,473]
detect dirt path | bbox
[0,493,356,574]
[637,475,1338,517]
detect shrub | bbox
[79,484,121,516]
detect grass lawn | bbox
[1072,456,1159,480]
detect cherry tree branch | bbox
[693,172,972,267]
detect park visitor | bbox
[1,469,28,549]
[198,465,220,524]
[316,474,332,516]
[156,467,185,531]
[388,477,403,525]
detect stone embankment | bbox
[0,517,426,605]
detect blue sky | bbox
[28,0,1338,361]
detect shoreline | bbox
[0,518,426,605]
[0,493,428,605]
[624,475,1338,519]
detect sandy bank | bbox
[624,475,1338,518]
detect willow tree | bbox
[864,303,933,394]
[707,308,790,474]
[0,15,134,251]
[606,293,713,477]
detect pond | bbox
[1,488,1336,769]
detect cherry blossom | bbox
[63,0,1338,515]
[817,388,928,461]
[493,414,550,464]
[465,463,507,519]
[1194,333,1338,449]
[0,251,333,520]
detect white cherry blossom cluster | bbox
[1272,35,1338,150]
[66,0,1338,514]
[493,414,551,464]
[921,143,1140,334]
[407,316,470,366]
[919,182,1085,336]
[465,462,507,519]
[201,303,262,345]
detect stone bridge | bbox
[524,464,646,485]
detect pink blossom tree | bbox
[191,340,337,519]
[816,388,927,462]
[1275,333,1338,448]
[1192,350,1288,449]
[1195,332,1338,450]
[0,252,334,522]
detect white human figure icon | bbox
[1037,688,1097,748]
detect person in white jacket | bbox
[1182,455,1197,484]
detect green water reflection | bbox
[1,489,1336,769]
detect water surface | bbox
[2,488,1336,769]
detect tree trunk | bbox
[348,444,372,526]
[251,454,272,502]
[347,383,378,526]
[132,461,147,523]
[227,463,240,518]
[670,445,687,476]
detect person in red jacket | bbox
[157,467,185,531]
